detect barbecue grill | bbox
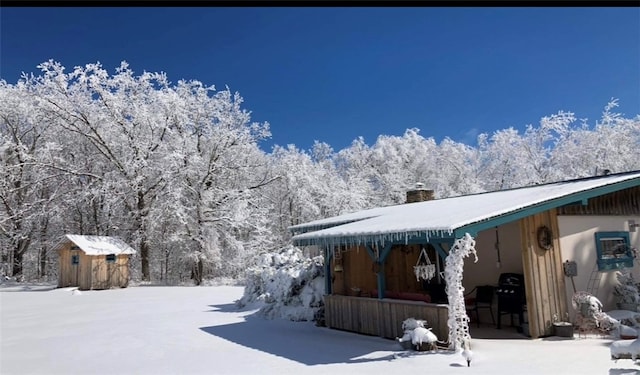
[496,273,526,329]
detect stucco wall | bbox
[463,220,524,290]
[557,215,640,317]
[461,221,524,325]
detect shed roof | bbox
[291,170,640,247]
[55,235,136,256]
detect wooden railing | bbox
[324,294,450,340]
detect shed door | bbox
[105,254,116,289]
[70,250,80,286]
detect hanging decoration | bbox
[414,247,436,281]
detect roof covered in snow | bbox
[55,234,136,256]
[291,170,640,247]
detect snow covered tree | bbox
[0,79,69,279]
[161,85,273,283]
[20,61,275,282]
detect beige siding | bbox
[58,240,131,290]
[91,255,131,290]
[57,244,72,287]
[519,209,568,338]
[77,251,93,290]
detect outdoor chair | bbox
[465,285,496,328]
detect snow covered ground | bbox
[1,284,639,375]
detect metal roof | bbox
[291,170,640,247]
[54,234,136,256]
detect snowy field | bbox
[1,284,639,375]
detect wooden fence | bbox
[324,294,450,340]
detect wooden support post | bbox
[324,247,333,295]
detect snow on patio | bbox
[1,284,638,375]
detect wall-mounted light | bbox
[334,264,343,272]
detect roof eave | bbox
[454,176,640,237]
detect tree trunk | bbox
[11,237,30,279]
[39,247,47,278]
[191,258,203,286]
[140,238,150,281]
[12,250,23,279]
[137,190,151,281]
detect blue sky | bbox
[1,7,638,152]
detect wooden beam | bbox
[377,262,386,299]
[324,247,333,295]
[379,243,393,262]
[436,242,451,260]
[365,245,377,261]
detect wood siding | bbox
[90,255,130,289]
[331,244,439,297]
[558,186,640,216]
[324,294,449,340]
[331,246,378,296]
[386,244,437,294]
[57,242,131,290]
[519,209,568,338]
[58,244,92,290]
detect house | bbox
[56,234,136,290]
[290,170,640,340]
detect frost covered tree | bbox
[12,60,276,282]
[161,85,274,283]
[551,99,640,177]
[0,79,70,278]
[26,61,184,281]
[2,58,639,285]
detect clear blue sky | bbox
[1,7,639,152]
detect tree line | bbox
[1,60,638,284]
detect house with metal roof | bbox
[55,234,136,290]
[290,170,640,340]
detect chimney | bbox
[405,182,435,203]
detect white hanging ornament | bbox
[414,247,436,281]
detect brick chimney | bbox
[405,182,435,203]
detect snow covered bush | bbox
[614,270,640,310]
[401,317,427,331]
[236,245,325,321]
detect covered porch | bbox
[315,214,561,342]
[291,172,640,343]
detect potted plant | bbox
[613,270,640,311]
[552,313,574,338]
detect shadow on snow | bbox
[200,303,441,366]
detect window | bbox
[105,254,116,263]
[71,255,79,265]
[595,231,633,271]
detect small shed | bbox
[56,234,136,290]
